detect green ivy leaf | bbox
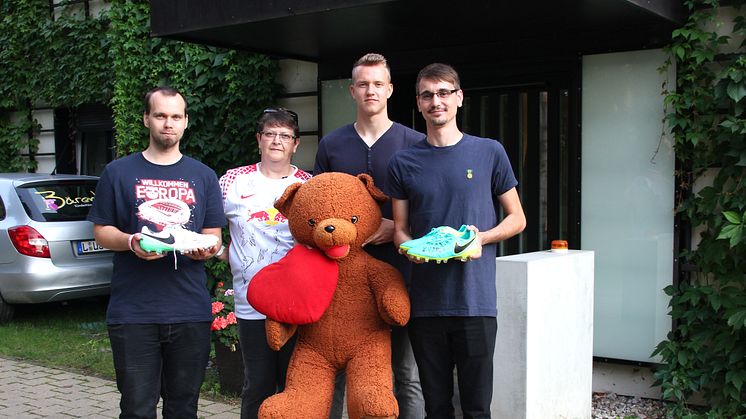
[678,350,690,367]
[727,310,746,330]
[673,28,689,40]
[729,345,745,364]
[730,70,744,83]
[727,80,746,102]
[710,293,722,311]
[674,45,687,60]
[724,211,743,224]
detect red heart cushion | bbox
[248,244,338,325]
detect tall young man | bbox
[89,87,225,418]
[315,53,425,419]
[387,63,526,418]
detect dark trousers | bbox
[108,322,211,419]
[409,316,497,419]
[237,318,296,419]
[391,324,425,418]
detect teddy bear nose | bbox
[324,225,335,233]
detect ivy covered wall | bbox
[653,0,746,416]
[0,0,112,172]
[0,0,278,177]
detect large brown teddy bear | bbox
[251,172,410,419]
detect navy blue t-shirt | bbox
[88,153,226,324]
[386,134,518,317]
[315,122,424,279]
[314,122,424,220]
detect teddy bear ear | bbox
[274,182,303,215]
[356,173,389,204]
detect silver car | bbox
[0,173,112,322]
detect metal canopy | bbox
[150,0,685,68]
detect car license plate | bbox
[76,240,108,255]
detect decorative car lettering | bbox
[35,190,96,210]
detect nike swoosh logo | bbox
[241,194,255,199]
[454,237,476,254]
[141,233,175,244]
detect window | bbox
[80,130,114,176]
[15,180,98,222]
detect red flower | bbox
[211,282,239,350]
[210,316,229,330]
[211,317,222,331]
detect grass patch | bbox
[0,296,237,404]
[0,297,114,379]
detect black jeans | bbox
[108,322,211,419]
[237,318,296,419]
[408,316,497,419]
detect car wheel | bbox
[0,294,14,323]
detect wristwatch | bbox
[215,245,226,258]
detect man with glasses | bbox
[218,107,311,418]
[88,86,225,418]
[386,63,526,418]
[314,52,425,419]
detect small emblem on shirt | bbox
[467,169,473,179]
[247,207,286,226]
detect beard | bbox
[427,106,449,126]
[430,116,448,126]
[151,132,181,150]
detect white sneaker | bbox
[139,225,218,253]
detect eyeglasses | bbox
[416,89,460,101]
[262,107,299,124]
[260,131,296,143]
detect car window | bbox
[0,197,5,220]
[16,180,98,222]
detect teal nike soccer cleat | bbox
[399,225,468,252]
[401,225,478,263]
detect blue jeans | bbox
[238,318,296,419]
[329,325,424,419]
[108,322,211,419]
[409,317,497,419]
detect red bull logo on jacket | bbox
[247,207,286,226]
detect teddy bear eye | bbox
[351,216,358,224]
[308,219,316,227]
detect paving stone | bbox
[0,358,241,418]
[199,400,241,415]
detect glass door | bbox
[455,86,575,256]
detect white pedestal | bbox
[492,250,594,419]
